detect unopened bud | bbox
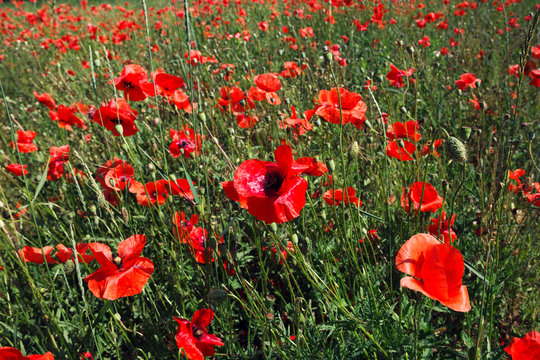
[349,141,360,158]
[63,259,75,275]
[114,124,124,135]
[406,45,415,55]
[328,159,336,173]
[324,51,333,63]
[198,112,207,122]
[445,136,468,163]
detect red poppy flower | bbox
[505,331,540,360]
[174,309,224,360]
[311,87,367,128]
[167,179,195,200]
[172,211,199,243]
[6,163,28,176]
[93,98,139,137]
[455,73,481,91]
[248,86,281,105]
[217,86,254,113]
[55,243,95,264]
[47,145,69,181]
[386,121,421,141]
[426,212,457,244]
[254,73,281,92]
[293,157,328,176]
[323,187,362,207]
[33,91,56,111]
[186,226,223,264]
[235,114,259,128]
[0,347,54,360]
[135,180,170,207]
[508,169,526,193]
[386,140,416,161]
[222,145,308,224]
[386,64,414,88]
[9,130,38,153]
[279,106,313,137]
[153,71,184,98]
[18,245,57,264]
[49,104,86,131]
[114,64,155,102]
[396,233,471,312]
[172,90,195,113]
[169,126,203,158]
[84,235,154,300]
[401,182,443,213]
[103,160,139,193]
[279,61,305,78]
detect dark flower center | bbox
[192,325,205,340]
[263,170,284,196]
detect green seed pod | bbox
[270,222,278,233]
[445,136,468,163]
[459,126,472,140]
[324,51,333,63]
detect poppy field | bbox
[0,0,539,358]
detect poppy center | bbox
[192,325,205,340]
[263,170,284,196]
[113,256,123,268]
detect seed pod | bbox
[445,136,468,163]
[64,259,75,275]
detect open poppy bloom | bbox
[49,104,86,131]
[0,347,54,360]
[426,212,457,244]
[323,187,362,207]
[401,182,443,213]
[386,64,414,88]
[6,164,28,176]
[84,235,154,300]
[308,87,367,129]
[9,130,38,153]
[175,309,224,360]
[172,211,199,243]
[455,73,481,91]
[279,106,313,138]
[93,98,139,137]
[114,64,155,102]
[386,121,421,142]
[153,71,184,98]
[396,233,471,312]
[505,330,540,360]
[250,73,282,105]
[135,180,170,207]
[169,126,203,158]
[47,145,70,181]
[33,91,56,111]
[386,140,417,161]
[222,145,308,224]
[293,157,328,176]
[18,245,56,264]
[55,243,95,264]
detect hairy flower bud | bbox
[445,136,468,163]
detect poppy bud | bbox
[208,288,227,304]
[64,259,75,275]
[459,126,472,140]
[114,124,124,136]
[445,136,468,163]
[399,106,408,115]
[528,131,535,140]
[122,207,129,223]
[396,39,404,47]
[292,234,299,245]
[406,45,415,55]
[349,141,360,159]
[266,294,276,302]
[270,222,278,233]
[148,163,155,172]
[198,112,207,122]
[324,51,333,63]
[328,159,336,173]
